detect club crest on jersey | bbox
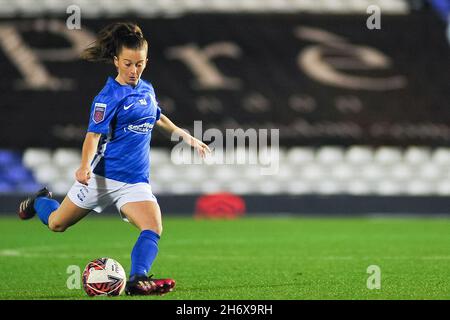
[93,103,107,124]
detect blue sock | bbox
[130,230,160,279]
[34,197,60,226]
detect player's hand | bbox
[75,166,92,186]
[191,138,211,159]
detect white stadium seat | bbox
[315,146,344,164]
[200,180,225,194]
[53,148,81,168]
[374,181,404,196]
[33,163,62,185]
[49,179,73,195]
[346,180,372,195]
[431,148,450,165]
[182,165,209,181]
[331,163,354,181]
[256,181,284,195]
[418,163,441,181]
[286,147,314,165]
[345,146,373,165]
[403,146,431,165]
[213,166,239,182]
[151,164,177,182]
[390,164,414,181]
[226,181,253,194]
[170,181,199,194]
[315,181,344,195]
[150,148,171,165]
[374,147,402,165]
[299,163,326,181]
[360,164,386,181]
[437,181,450,196]
[406,180,433,196]
[286,181,313,195]
[23,148,52,169]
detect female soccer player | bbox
[18,22,210,296]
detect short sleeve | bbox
[87,95,118,135]
[156,105,161,121]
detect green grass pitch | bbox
[1,215,450,300]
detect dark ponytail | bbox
[81,22,147,63]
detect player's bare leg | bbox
[121,200,163,234]
[19,189,90,232]
[47,196,91,232]
[120,201,175,295]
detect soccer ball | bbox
[82,257,126,296]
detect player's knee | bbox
[48,220,67,232]
[146,224,162,236]
[152,224,163,236]
[157,224,163,236]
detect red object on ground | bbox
[194,192,246,219]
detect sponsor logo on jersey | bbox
[127,122,154,134]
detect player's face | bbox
[114,46,148,86]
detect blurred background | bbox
[0,0,449,216]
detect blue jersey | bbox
[87,77,161,184]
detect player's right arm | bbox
[77,94,117,185]
[76,132,101,185]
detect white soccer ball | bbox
[82,257,126,296]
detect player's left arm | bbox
[156,114,211,158]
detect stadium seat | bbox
[33,164,61,185]
[242,165,264,181]
[315,181,344,195]
[331,163,354,181]
[59,163,79,182]
[360,164,386,181]
[171,181,200,194]
[233,147,259,165]
[390,163,414,181]
[346,180,373,195]
[15,0,45,16]
[227,181,254,195]
[406,180,433,195]
[49,179,74,195]
[0,181,15,193]
[315,146,345,165]
[151,164,178,183]
[286,181,313,194]
[213,166,239,182]
[286,147,315,165]
[53,148,81,168]
[150,148,171,165]
[299,163,326,181]
[374,181,404,196]
[181,164,209,181]
[256,180,284,195]
[0,150,21,165]
[403,146,431,165]
[431,147,450,165]
[273,165,293,182]
[374,147,402,165]
[418,163,441,181]
[345,146,374,165]
[200,180,225,194]
[437,181,450,196]
[22,148,52,169]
